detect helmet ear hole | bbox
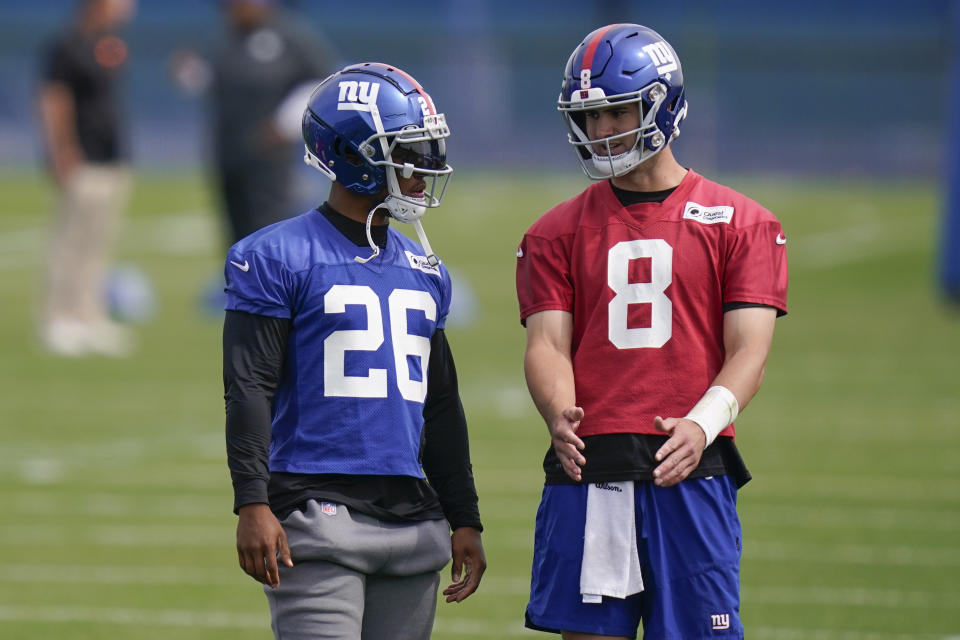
[333,136,361,166]
[334,137,364,167]
[570,112,587,134]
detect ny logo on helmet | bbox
[337,81,380,111]
[641,42,678,77]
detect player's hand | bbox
[236,503,293,588]
[549,406,586,482]
[443,527,486,603]
[653,416,706,487]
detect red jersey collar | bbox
[598,168,701,213]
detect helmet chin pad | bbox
[382,194,426,223]
[590,149,642,178]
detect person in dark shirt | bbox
[172,0,334,246]
[37,0,136,357]
[223,62,485,639]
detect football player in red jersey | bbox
[517,24,788,639]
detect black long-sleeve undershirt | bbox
[223,204,481,531]
[223,311,288,510]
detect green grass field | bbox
[0,170,957,639]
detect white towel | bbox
[579,481,644,603]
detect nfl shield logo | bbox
[320,502,337,516]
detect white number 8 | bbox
[607,239,673,349]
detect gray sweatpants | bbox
[266,500,452,640]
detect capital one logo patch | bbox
[405,250,441,276]
[642,42,678,78]
[683,201,734,225]
[337,80,379,111]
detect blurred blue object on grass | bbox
[106,263,157,324]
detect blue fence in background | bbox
[0,0,950,177]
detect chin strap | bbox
[354,205,382,264]
[354,202,440,267]
[354,205,440,267]
[413,219,440,266]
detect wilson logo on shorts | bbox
[594,482,623,492]
[711,613,731,630]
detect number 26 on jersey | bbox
[323,284,434,403]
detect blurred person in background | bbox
[223,62,485,639]
[36,0,137,357]
[516,24,788,639]
[172,0,335,246]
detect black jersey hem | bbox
[542,433,751,488]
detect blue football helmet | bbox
[558,24,688,178]
[303,62,452,263]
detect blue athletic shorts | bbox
[525,476,743,639]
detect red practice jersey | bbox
[516,170,788,438]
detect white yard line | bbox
[3,565,955,613]
[786,221,885,269]
[752,628,953,640]
[746,540,960,567]
[432,618,533,637]
[0,227,45,252]
[0,524,227,546]
[9,490,225,518]
[0,569,956,638]
[0,564,239,586]
[743,504,960,533]
[0,605,265,629]
[743,585,960,609]
[0,212,216,271]
[0,605,953,638]
[748,475,960,505]
[4,520,955,572]
[0,603,533,637]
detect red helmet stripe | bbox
[363,61,436,115]
[581,24,621,76]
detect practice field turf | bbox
[0,171,957,639]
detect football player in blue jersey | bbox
[223,62,485,640]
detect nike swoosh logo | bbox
[230,260,250,272]
[776,233,787,245]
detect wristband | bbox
[684,385,739,447]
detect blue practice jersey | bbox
[224,210,452,478]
